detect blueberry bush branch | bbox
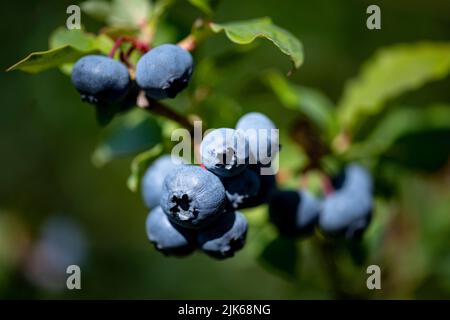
[7,0,450,298]
[137,91,195,133]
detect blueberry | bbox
[236,112,279,166]
[220,169,261,209]
[141,155,183,209]
[331,163,373,193]
[269,190,321,236]
[319,164,373,238]
[136,44,193,100]
[341,163,373,193]
[146,206,196,256]
[197,210,248,259]
[319,191,373,239]
[160,165,226,229]
[71,55,131,104]
[200,128,249,178]
[242,164,278,208]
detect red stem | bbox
[119,51,132,68]
[126,46,135,57]
[109,37,125,58]
[108,36,150,58]
[321,174,335,195]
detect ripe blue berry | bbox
[236,112,279,166]
[71,55,131,104]
[136,44,193,100]
[197,210,248,259]
[319,164,373,239]
[160,165,226,229]
[141,155,183,209]
[200,128,249,178]
[269,190,321,236]
[146,206,196,256]
[334,163,373,193]
[220,169,261,209]
[242,164,278,207]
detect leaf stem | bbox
[108,37,125,58]
[177,18,214,52]
[178,35,197,52]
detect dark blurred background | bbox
[1,0,449,299]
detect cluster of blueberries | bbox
[70,43,374,260]
[71,44,193,107]
[269,164,373,240]
[142,112,279,259]
[142,120,373,259]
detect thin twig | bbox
[136,91,195,134]
[109,36,150,58]
[109,37,125,58]
[178,35,197,52]
[177,19,213,52]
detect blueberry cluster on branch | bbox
[142,112,279,259]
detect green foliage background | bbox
[1,0,450,299]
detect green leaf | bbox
[346,104,450,159]
[95,34,115,55]
[264,70,337,139]
[259,236,298,278]
[210,18,303,69]
[81,0,112,22]
[108,0,151,28]
[6,46,89,74]
[47,28,113,75]
[188,0,213,16]
[127,144,164,192]
[296,87,338,136]
[7,28,112,74]
[49,27,98,52]
[92,110,162,167]
[100,26,140,39]
[152,22,178,47]
[149,0,174,23]
[338,42,450,131]
[59,64,74,76]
